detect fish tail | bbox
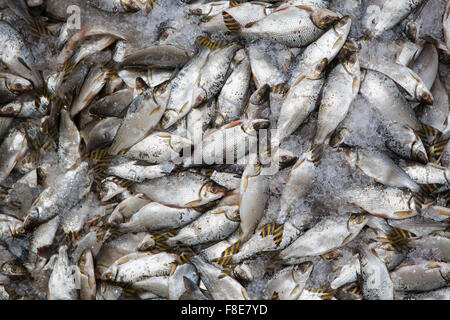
[222,11,241,34]
[197,36,230,50]
[212,240,242,267]
[145,0,155,13]
[271,83,288,96]
[428,137,449,164]
[260,223,285,248]
[309,143,323,166]
[229,0,243,7]
[27,18,53,38]
[271,291,280,300]
[413,183,442,211]
[386,227,415,251]
[151,231,177,253]
[176,245,196,265]
[339,38,359,59]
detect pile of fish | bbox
[0,0,449,300]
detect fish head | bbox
[122,0,140,11]
[404,21,419,42]
[330,127,352,148]
[170,135,192,153]
[341,147,357,168]
[416,83,433,105]
[138,235,156,251]
[233,49,248,64]
[160,110,179,129]
[411,137,428,164]
[225,207,240,222]
[277,151,298,170]
[6,77,33,94]
[342,52,360,74]
[334,16,352,36]
[348,213,368,231]
[200,181,227,203]
[243,119,270,135]
[234,263,253,282]
[293,261,313,281]
[1,261,27,277]
[311,58,328,79]
[101,267,118,282]
[78,250,94,272]
[23,208,39,230]
[311,8,341,30]
[107,212,124,226]
[0,101,21,116]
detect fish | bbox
[223,5,340,47]
[189,255,249,300]
[391,262,450,292]
[119,45,191,69]
[165,206,240,246]
[23,162,92,229]
[275,58,328,142]
[238,155,270,242]
[0,128,28,184]
[360,59,434,105]
[266,262,313,300]
[161,41,239,129]
[70,65,111,117]
[132,170,227,208]
[314,49,360,146]
[201,1,273,33]
[117,201,203,233]
[0,21,43,89]
[279,214,368,263]
[368,0,427,37]
[47,246,77,300]
[342,147,421,193]
[109,88,165,155]
[101,252,178,283]
[215,49,251,127]
[341,185,420,220]
[185,119,269,166]
[77,250,97,300]
[358,247,395,300]
[124,132,192,164]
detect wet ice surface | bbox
[0,0,449,300]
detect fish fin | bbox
[222,11,241,34]
[293,75,306,86]
[332,36,344,50]
[393,210,414,218]
[295,5,313,11]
